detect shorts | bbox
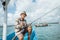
[15,27,28,36]
[21,27,28,35]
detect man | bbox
[15,11,32,40]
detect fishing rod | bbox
[12,5,60,40]
[30,5,60,24]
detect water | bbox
[35,24,60,40]
[0,24,60,40]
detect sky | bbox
[0,0,60,25]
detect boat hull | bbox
[7,29,38,40]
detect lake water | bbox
[0,24,60,40]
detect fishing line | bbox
[30,5,60,24]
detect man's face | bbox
[21,14,26,19]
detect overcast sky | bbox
[0,0,60,25]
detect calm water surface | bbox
[0,24,60,40]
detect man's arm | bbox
[15,18,20,33]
